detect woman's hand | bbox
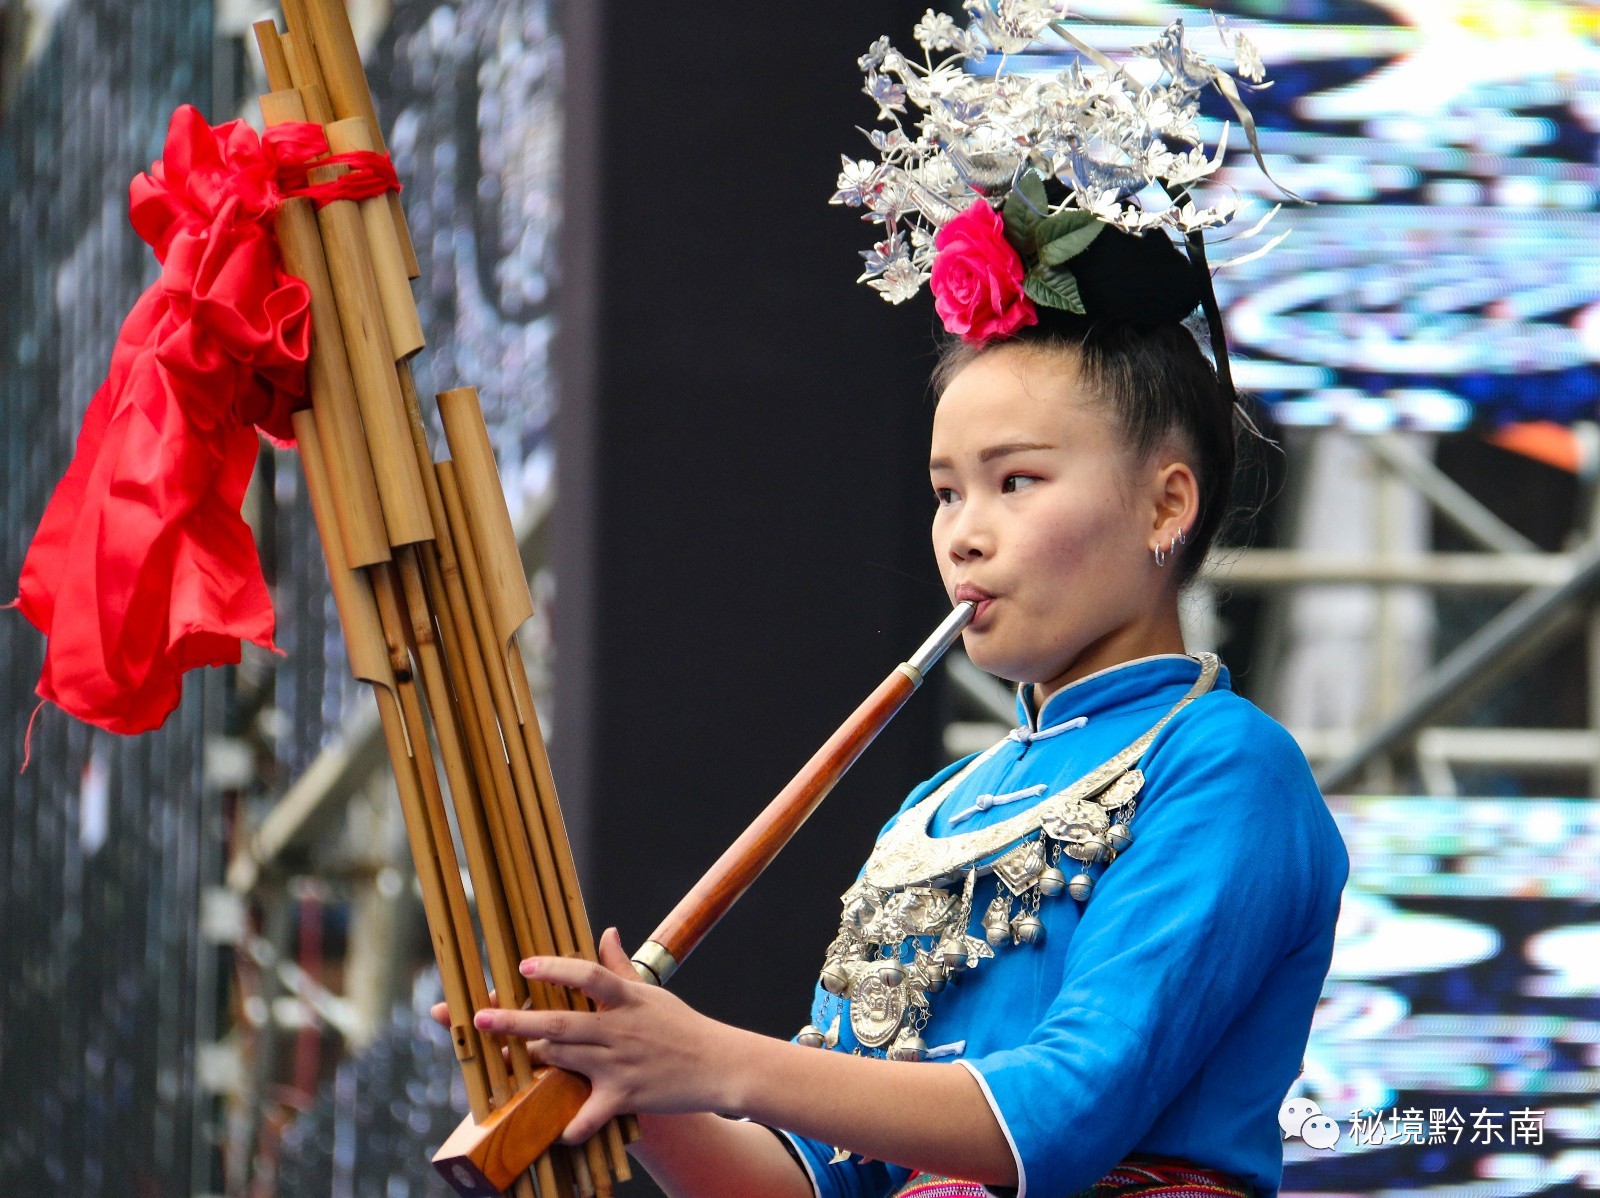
[433,928,742,1145]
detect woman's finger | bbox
[529,1038,610,1081]
[520,955,631,1008]
[559,1087,622,1146]
[595,927,637,981]
[474,1005,607,1044]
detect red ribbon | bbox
[14,104,399,737]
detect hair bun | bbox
[1054,224,1204,327]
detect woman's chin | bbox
[961,642,1028,685]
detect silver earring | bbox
[1177,527,1188,547]
[1153,543,1168,567]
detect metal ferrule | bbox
[630,940,679,987]
[904,601,977,680]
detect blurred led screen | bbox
[1013,1,1600,432]
[1274,795,1600,1196]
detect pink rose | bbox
[930,200,1038,344]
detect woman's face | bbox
[929,344,1191,694]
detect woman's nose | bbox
[947,504,989,560]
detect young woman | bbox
[450,14,1350,1197]
[455,315,1349,1198]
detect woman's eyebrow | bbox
[928,442,1057,471]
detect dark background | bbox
[554,1,960,1056]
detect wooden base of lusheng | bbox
[432,1066,595,1196]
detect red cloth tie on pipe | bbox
[14,104,400,737]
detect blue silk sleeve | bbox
[958,708,1346,1197]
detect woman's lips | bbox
[954,585,996,623]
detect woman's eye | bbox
[1001,474,1039,493]
[934,487,956,505]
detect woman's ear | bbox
[1149,457,1200,549]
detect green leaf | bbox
[1001,170,1051,257]
[1035,212,1106,267]
[1024,265,1086,314]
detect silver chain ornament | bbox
[794,657,1219,1058]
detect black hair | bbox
[931,314,1236,586]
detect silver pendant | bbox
[940,936,970,971]
[796,1024,827,1049]
[1011,913,1044,945]
[911,949,947,993]
[992,839,1047,896]
[1041,797,1111,860]
[983,893,1014,946]
[887,1032,928,1062]
[1096,768,1145,810]
[876,957,906,987]
[865,886,959,941]
[819,961,852,995]
[1107,822,1134,852]
[839,882,889,935]
[1068,871,1095,900]
[1037,866,1067,897]
[849,974,908,1048]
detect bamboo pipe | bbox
[419,491,613,1192]
[278,0,319,87]
[433,385,630,1171]
[296,0,421,277]
[325,117,424,359]
[369,561,562,1198]
[281,36,327,119]
[387,550,568,1198]
[631,602,977,986]
[253,19,290,89]
[307,151,433,546]
[259,36,546,1192]
[437,460,627,1189]
[435,389,605,975]
[257,18,571,1197]
[290,409,493,1113]
[257,84,391,570]
[437,462,580,962]
[393,376,565,1007]
[435,390,535,701]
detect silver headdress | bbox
[831,2,1294,401]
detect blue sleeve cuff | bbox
[958,1006,1151,1198]
[772,1127,912,1198]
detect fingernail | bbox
[475,1012,497,1031]
[520,959,538,978]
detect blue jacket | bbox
[780,654,1349,1198]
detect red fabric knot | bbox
[10,103,395,737]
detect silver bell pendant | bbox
[1067,871,1095,900]
[923,959,948,993]
[819,962,851,996]
[984,918,1012,947]
[1037,866,1067,897]
[940,939,969,972]
[887,1033,927,1062]
[1011,913,1045,945]
[1106,823,1134,853]
[796,1024,827,1049]
[877,958,906,987]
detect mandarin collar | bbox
[1013,653,1232,733]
